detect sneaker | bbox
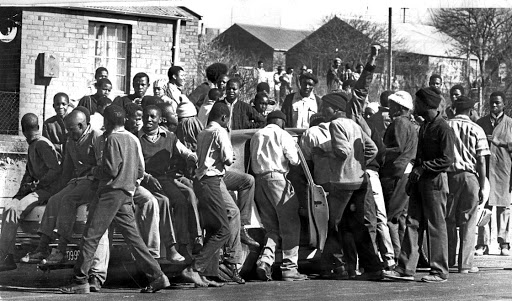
[281,269,308,281]
[474,245,488,256]
[88,276,101,292]
[59,282,90,294]
[256,261,272,281]
[20,251,47,263]
[44,249,65,265]
[459,267,479,274]
[382,270,414,281]
[140,274,170,293]
[421,274,447,283]
[0,254,17,272]
[240,228,259,247]
[501,245,510,256]
[218,262,245,284]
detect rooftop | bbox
[66,5,200,21]
[234,23,311,51]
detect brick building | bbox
[0,6,201,136]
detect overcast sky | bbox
[6,0,512,31]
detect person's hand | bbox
[490,136,505,147]
[29,180,39,192]
[479,188,485,204]
[145,174,162,192]
[409,166,424,183]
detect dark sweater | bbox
[113,94,139,111]
[381,115,418,178]
[61,126,101,185]
[42,115,67,157]
[219,99,266,130]
[78,94,100,115]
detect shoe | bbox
[281,269,308,281]
[256,261,272,281]
[421,274,447,283]
[192,236,203,255]
[44,249,65,265]
[59,282,90,294]
[474,245,488,256]
[459,267,479,274]
[88,276,101,292]
[501,246,510,256]
[0,254,17,272]
[240,228,259,247]
[382,270,414,281]
[140,274,170,293]
[218,263,245,284]
[20,251,47,263]
[359,270,383,281]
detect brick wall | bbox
[179,20,200,80]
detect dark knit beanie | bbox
[267,110,287,122]
[415,87,442,109]
[322,93,349,111]
[453,95,475,111]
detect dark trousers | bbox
[192,176,231,277]
[382,173,410,259]
[224,171,255,226]
[74,189,163,283]
[396,173,449,279]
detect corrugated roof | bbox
[71,6,199,21]
[235,23,311,51]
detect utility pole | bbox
[401,7,408,23]
[387,7,393,90]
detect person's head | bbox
[345,63,353,71]
[95,78,112,98]
[256,82,270,95]
[94,67,108,81]
[415,87,442,118]
[380,90,394,108]
[141,95,163,109]
[96,96,112,116]
[53,92,69,117]
[157,102,178,132]
[21,113,39,140]
[176,101,198,121]
[208,101,230,128]
[342,80,356,94]
[309,114,326,127]
[64,109,88,141]
[266,110,286,129]
[286,67,294,75]
[299,73,318,97]
[453,95,476,116]
[254,92,269,114]
[490,91,506,115]
[206,63,229,83]
[153,79,168,98]
[103,105,125,133]
[333,58,342,68]
[429,74,443,89]
[299,65,307,74]
[277,65,283,72]
[73,106,91,125]
[216,74,229,93]
[257,60,263,69]
[133,72,150,98]
[142,105,161,133]
[226,78,241,103]
[355,63,364,74]
[388,91,413,118]
[124,103,143,133]
[321,93,348,121]
[208,88,222,102]
[449,84,464,102]
[168,66,186,87]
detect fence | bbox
[0,91,19,135]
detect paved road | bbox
[1,255,512,301]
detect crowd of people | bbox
[0,44,509,294]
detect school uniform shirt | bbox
[42,114,67,158]
[300,122,332,185]
[281,92,322,129]
[447,114,490,174]
[195,121,233,180]
[250,124,299,175]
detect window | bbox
[88,21,130,93]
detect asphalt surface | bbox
[1,254,512,301]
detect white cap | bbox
[388,91,413,110]
[366,102,380,114]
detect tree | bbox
[430,8,512,112]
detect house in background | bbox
[0,5,201,139]
[214,23,310,71]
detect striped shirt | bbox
[448,114,490,174]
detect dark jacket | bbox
[381,115,418,178]
[220,99,266,130]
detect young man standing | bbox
[281,73,322,129]
[326,58,343,92]
[384,87,455,283]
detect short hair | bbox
[168,66,184,80]
[490,91,506,102]
[21,113,38,132]
[227,78,241,88]
[141,96,163,108]
[450,84,465,95]
[94,67,108,78]
[53,92,69,103]
[73,106,91,124]
[104,105,125,126]
[208,101,230,122]
[208,88,222,101]
[379,90,394,107]
[342,80,356,90]
[157,102,174,114]
[258,60,263,65]
[97,96,112,108]
[286,67,294,72]
[254,92,268,105]
[429,74,442,83]
[206,63,229,82]
[125,103,143,118]
[133,72,149,83]
[143,105,162,117]
[299,73,318,85]
[96,78,112,88]
[256,82,270,94]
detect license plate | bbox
[65,249,80,262]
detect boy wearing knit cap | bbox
[384,86,455,283]
[381,91,418,259]
[251,110,306,281]
[446,95,489,273]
